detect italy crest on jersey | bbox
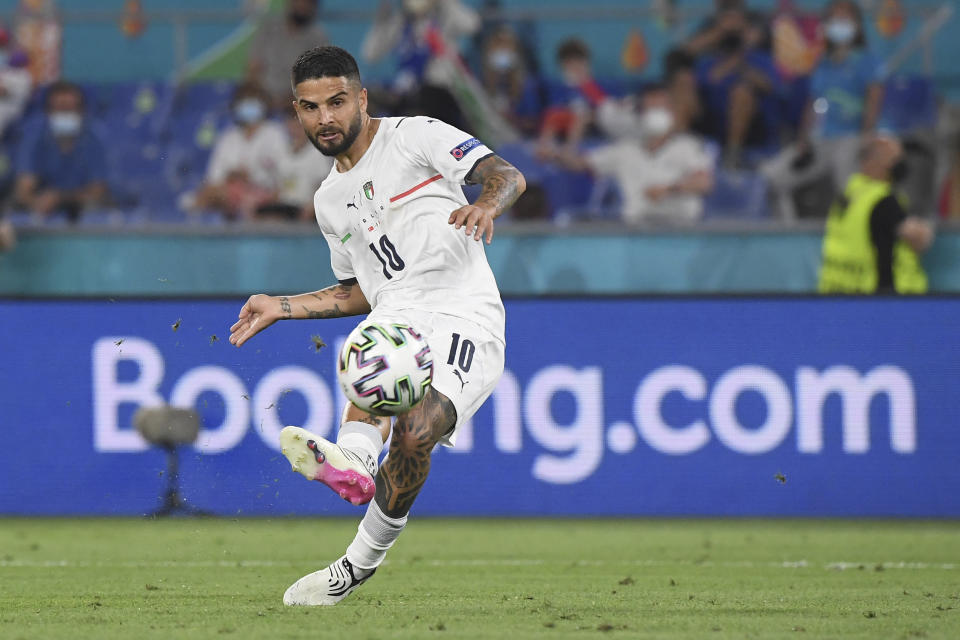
[363,181,375,200]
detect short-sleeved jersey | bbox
[313,116,505,342]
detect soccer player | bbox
[228,46,525,606]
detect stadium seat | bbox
[185,210,227,227]
[164,117,221,196]
[879,74,938,133]
[88,81,174,141]
[172,80,234,116]
[77,208,131,227]
[6,210,71,227]
[553,176,622,223]
[6,211,33,227]
[104,134,177,213]
[540,166,595,220]
[703,168,771,219]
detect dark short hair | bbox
[292,46,361,89]
[663,48,695,79]
[45,80,85,111]
[716,0,745,12]
[556,38,590,64]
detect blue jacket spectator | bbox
[14,81,108,220]
[686,1,780,166]
[695,48,780,157]
[808,1,884,140]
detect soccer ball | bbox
[337,320,434,416]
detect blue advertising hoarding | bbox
[1,297,957,517]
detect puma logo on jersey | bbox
[453,370,469,392]
[346,196,358,210]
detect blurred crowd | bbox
[0,0,958,238]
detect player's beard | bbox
[308,109,363,157]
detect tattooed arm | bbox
[448,155,526,244]
[228,282,370,347]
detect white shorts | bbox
[364,307,505,447]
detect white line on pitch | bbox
[0,559,955,570]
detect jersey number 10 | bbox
[368,235,405,279]
[447,333,475,372]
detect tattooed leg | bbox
[343,403,391,443]
[374,387,457,518]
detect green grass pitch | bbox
[0,518,957,639]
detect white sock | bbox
[337,421,383,476]
[345,500,407,571]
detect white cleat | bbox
[283,555,376,606]
[279,426,376,506]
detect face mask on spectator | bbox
[488,49,516,71]
[562,67,588,88]
[234,99,266,125]
[49,111,82,138]
[825,19,857,45]
[640,107,674,139]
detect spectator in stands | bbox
[763,0,884,220]
[247,0,328,109]
[819,135,932,295]
[192,83,287,220]
[939,134,960,220]
[684,0,769,57]
[362,0,479,126]
[0,25,32,139]
[663,49,701,134]
[12,0,60,87]
[479,26,542,137]
[549,83,714,225]
[0,218,13,251]
[536,38,607,159]
[13,81,108,221]
[690,1,780,166]
[255,105,333,223]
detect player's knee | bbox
[392,393,456,453]
[730,83,756,109]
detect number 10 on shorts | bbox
[447,333,475,372]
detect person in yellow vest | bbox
[819,135,933,294]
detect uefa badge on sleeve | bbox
[449,138,481,161]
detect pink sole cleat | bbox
[280,426,375,506]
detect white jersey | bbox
[313,116,505,341]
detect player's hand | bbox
[448,204,495,244]
[645,184,672,202]
[229,294,284,347]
